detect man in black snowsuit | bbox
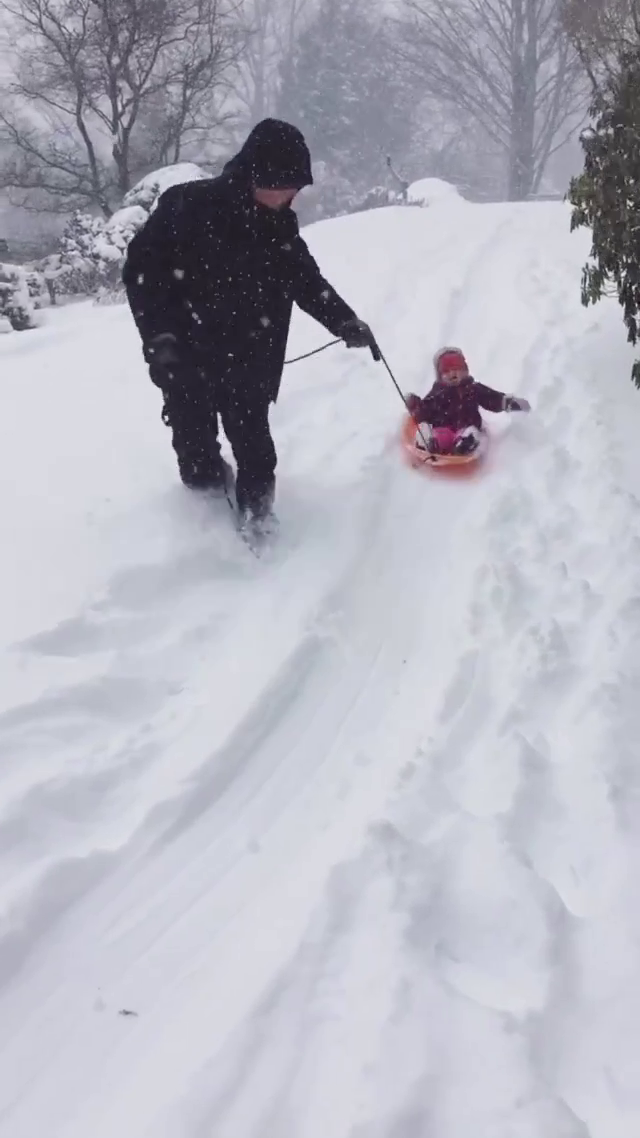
[123,118,375,526]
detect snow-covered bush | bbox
[92,204,149,303]
[297,165,422,224]
[407,177,464,207]
[42,162,208,305]
[122,162,207,211]
[41,212,104,301]
[24,268,50,308]
[0,263,39,331]
[353,185,425,212]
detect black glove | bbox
[504,395,531,412]
[339,318,375,350]
[145,332,181,368]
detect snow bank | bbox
[407,176,464,206]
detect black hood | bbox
[223,119,313,189]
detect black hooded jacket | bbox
[123,119,357,401]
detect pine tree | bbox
[276,0,412,198]
[569,47,640,387]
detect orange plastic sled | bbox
[400,415,488,476]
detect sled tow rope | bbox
[284,339,342,365]
[284,336,431,449]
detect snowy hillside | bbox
[2,194,640,1138]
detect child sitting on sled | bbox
[405,346,530,455]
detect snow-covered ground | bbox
[1,195,640,1138]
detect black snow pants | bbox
[153,361,277,513]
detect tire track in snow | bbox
[438,208,516,351]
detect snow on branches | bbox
[41,162,207,306]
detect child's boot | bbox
[453,429,480,455]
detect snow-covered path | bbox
[1,193,640,1138]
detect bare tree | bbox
[0,0,245,216]
[233,0,313,122]
[563,0,640,86]
[395,0,587,200]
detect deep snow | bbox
[1,195,640,1138]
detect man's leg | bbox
[154,364,229,490]
[218,387,277,516]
